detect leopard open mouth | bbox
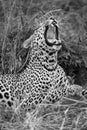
[44,18,61,47]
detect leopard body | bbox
[0,17,83,112]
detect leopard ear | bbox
[22,35,34,48]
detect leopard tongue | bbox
[46,24,56,42]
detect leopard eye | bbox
[44,20,59,47]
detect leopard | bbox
[0,14,85,114]
[15,16,84,112]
